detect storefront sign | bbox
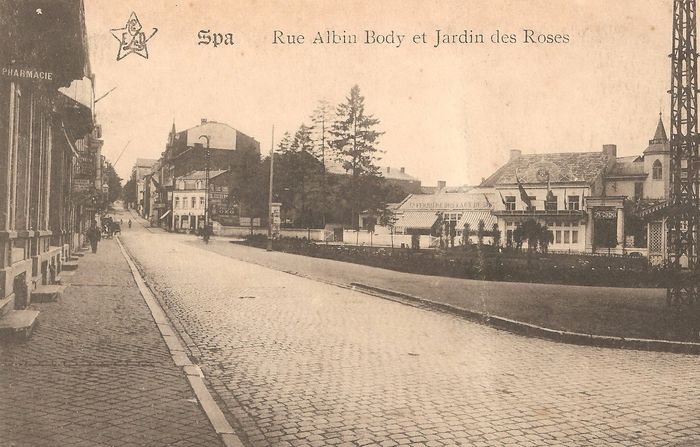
[1,67,54,82]
[593,209,616,220]
[72,178,92,193]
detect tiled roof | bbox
[325,161,419,181]
[480,152,610,187]
[608,157,646,177]
[456,211,497,229]
[394,211,438,230]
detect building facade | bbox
[1,0,97,321]
[476,116,672,261]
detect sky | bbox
[83,0,672,187]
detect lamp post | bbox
[198,135,211,234]
[267,125,275,252]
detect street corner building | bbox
[476,115,672,263]
[137,118,260,230]
[0,1,102,328]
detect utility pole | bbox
[267,125,275,252]
[199,135,211,233]
[668,0,700,306]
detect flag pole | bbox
[267,125,275,252]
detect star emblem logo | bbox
[111,12,158,61]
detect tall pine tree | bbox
[330,85,384,228]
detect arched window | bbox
[196,180,202,190]
[177,180,185,190]
[652,160,662,180]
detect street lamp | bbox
[198,135,211,234]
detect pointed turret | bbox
[645,113,670,154]
[168,121,177,146]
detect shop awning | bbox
[394,212,439,230]
[456,211,497,229]
[159,209,171,220]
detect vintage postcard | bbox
[1,1,699,446]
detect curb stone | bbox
[217,241,700,356]
[349,282,700,355]
[115,236,246,447]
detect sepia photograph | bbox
[1,0,700,446]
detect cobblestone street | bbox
[121,218,700,447]
[0,234,221,447]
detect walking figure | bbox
[86,221,101,253]
[128,219,132,229]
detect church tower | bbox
[643,114,670,200]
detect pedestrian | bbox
[86,220,101,253]
[128,219,132,229]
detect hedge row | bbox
[243,235,667,288]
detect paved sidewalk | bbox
[0,237,222,447]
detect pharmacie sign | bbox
[2,67,54,82]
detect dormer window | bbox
[177,180,185,190]
[652,160,662,180]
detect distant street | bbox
[119,211,700,447]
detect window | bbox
[177,180,185,190]
[545,195,558,212]
[505,196,516,211]
[572,230,579,244]
[196,180,202,189]
[175,197,180,209]
[564,231,570,244]
[191,197,196,209]
[567,196,580,211]
[183,197,188,209]
[634,182,644,201]
[555,230,562,244]
[200,197,205,208]
[652,160,662,180]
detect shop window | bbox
[505,196,516,211]
[567,196,580,211]
[652,160,662,180]
[555,230,562,244]
[564,231,570,244]
[572,230,579,244]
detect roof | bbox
[178,170,228,180]
[325,161,419,181]
[457,211,497,229]
[135,158,157,167]
[644,115,670,154]
[394,211,439,230]
[607,156,646,177]
[480,152,611,187]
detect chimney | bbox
[510,149,521,160]
[437,180,447,190]
[602,144,617,158]
[201,118,208,125]
[400,167,405,173]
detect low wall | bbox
[342,230,437,248]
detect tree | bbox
[310,99,335,227]
[477,220,485,246]
[103,161,122,204]
[228,148,268,220]
[274,125,325,228]
[331,85,385,228]
[379,206,398,249]
[492,223,501,247]
[123,171,137,209]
